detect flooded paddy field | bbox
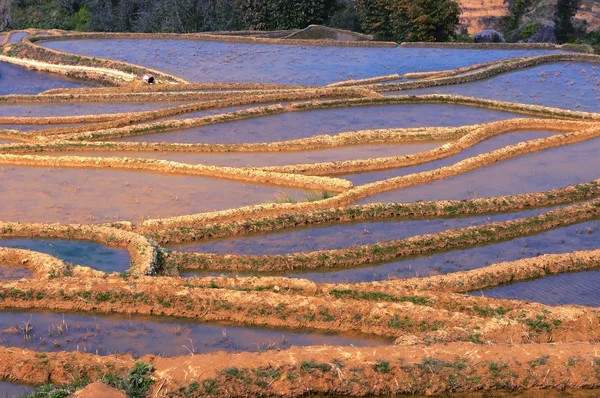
[42,39,558,85]
[0,166,304,224]
[357,136,600,203]
[0,311,386,357]
[3,32,600,396]
[261,220,600,283]
[0,239,130,273]
[476,270,600,307]
[171,207,556,255]
[0,62,91,94]
[389,62,600,112]
[116,104,524,144]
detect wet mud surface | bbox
[0,311,386,357]
[184,220,600,283]
[391,63,600,112]
[0,239,130,273]
[0,101,189,118]
[116,104,524,144]
[42,39,558,85]
[0,61,90,95]
[358,135,600,203]
[171,207,556,255]
[0,166,304,224]
[0,264,33,281]
[477,270,600,307]
[41,143,442,168]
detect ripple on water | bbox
[474,270,600,307]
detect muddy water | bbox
[388,63,600,112]
[42,39,558,85]
[476,270,600,307]
[40,143,442,168]
[0,62,90,95]
[0,311,387,357]
[0,101,189,118]
[357,135,600,203]
[0,239,130,273]
[0,166,304,224]
[115,104,524,144]
[184,220,600,284]
[0,381,30,397]
[0,265,33,281]
[171,207,558,255]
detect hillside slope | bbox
[459,0,600,33]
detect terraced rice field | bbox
[1,30,600,397]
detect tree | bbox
[0,0,11,31]
[357,0,460,42]
[554,0,581,43]
[236,0,338,30]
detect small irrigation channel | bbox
[39,143,442,168]
[114,103,526,144]
[0,166,306,224]
[0,101,189,118]
[0,239,130,273]
[41,38,560,85]
[0,310,387,357]
[390,62,600,112]
[182,220,600,284]
[356,135,600,202]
